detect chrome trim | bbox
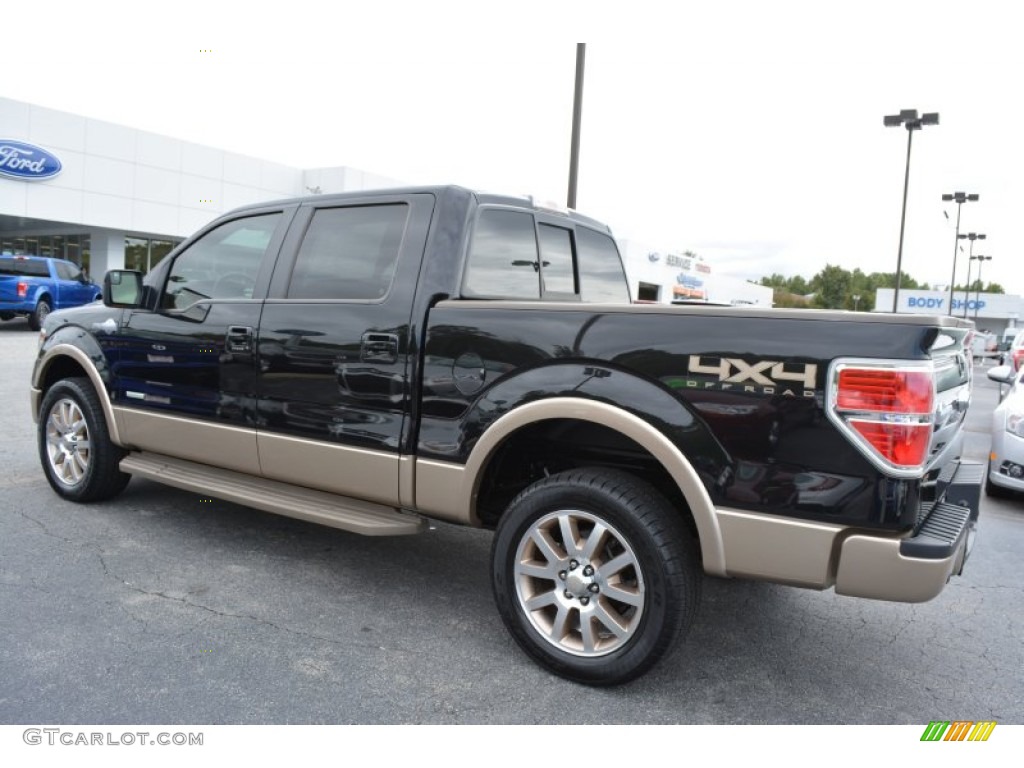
[825,357,936,479]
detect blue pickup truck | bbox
[0,255,102,330]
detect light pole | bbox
[567,43,585,209]
[958,232,986,316]
[884,109,939,312]
[942,192,979,315]
[972,255,992,320]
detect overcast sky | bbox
[7,1,1021,293]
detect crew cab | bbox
[1,254,101,330]
[30,186,982,685]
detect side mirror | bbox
[986,365,1016,385]
[103,270,145,308]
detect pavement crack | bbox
[95,552,356,648]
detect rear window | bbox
[0,257,49,277]
[463,208,629,302]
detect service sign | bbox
[0,140,62,181]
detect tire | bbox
[491,468,700,686]
[985,472,1013,500]
[38,377,130,502]
[0,311,14,321]
[28,298,52,331]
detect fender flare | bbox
[420,397,728,576]
[32,341,124,447]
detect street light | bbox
[884,108,939,312]
[958,232,986,317]
[942,192,979,315]
[972,255,992,320]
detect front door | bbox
[112,210,292,474]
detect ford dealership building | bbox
[0,96,401,280]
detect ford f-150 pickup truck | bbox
[31,185,982,685]
[1,254,102,330]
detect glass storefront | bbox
[125,237,176,273]
[1,234,178,277]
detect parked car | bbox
[1005,329,1024,371]
[0,255,102,330]
[986,364,1024,497]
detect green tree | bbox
[809,264,852,309]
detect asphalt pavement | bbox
[1,317,1021,725]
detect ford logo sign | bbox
[648,252,661,262]
[0,140,63,181]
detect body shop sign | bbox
[0,140,62,180]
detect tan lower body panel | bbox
[120,452,425,536]
[835,534,960,603]
[257,432,400,507]
[114,407,260,475]
[715,508,845,588]
[414,459,472,524]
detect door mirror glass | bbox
[104,270,144,307]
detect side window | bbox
[463,209,540,299]
[537,224,577,296]
[163,213,282,310]
[55,262,77,281]
[577,228,630,303]
[287,203,408,300]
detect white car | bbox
[986,364,1024,497]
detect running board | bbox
[120,452,427,536]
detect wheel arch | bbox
[417,397,727,576]
[32,342,124,446]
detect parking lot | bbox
[1,317,1021,725]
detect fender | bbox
[415,363,732,575]
[31,324,124,446]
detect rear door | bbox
[255,193,434,506]
[112,207,295,474]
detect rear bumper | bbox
[835,461,982,602]
[714,460,982,603]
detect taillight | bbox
[17,281,28,298]
[1013,349,1024,371]
[829,362,935,476]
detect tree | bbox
[809,264,852,309]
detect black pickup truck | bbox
[31,185,982,685]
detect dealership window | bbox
[125,237,177,274]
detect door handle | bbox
[226,325,254,354]
[361,332,399,363]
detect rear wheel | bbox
[491,468,700,685]
[28,298,51,331]
[38,377,130,502]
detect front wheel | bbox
[38,377,130,502]
[491,468,700,685]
